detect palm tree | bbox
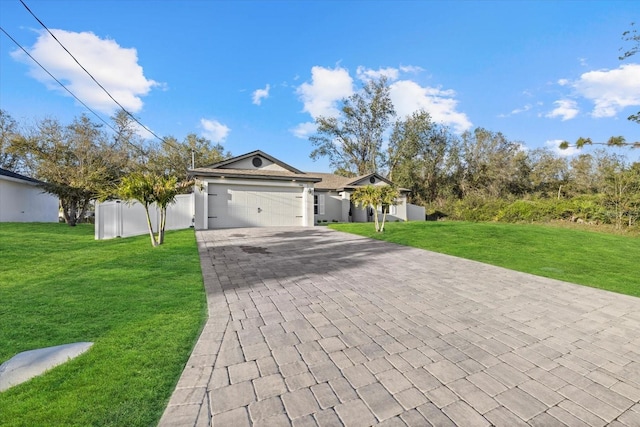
[117,172,192,246]
[351,185,382,232]
[118,172,159,246]
[351,184,401,232]
[378,185,400,232]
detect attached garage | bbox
[207,184,305,228]
[190,151,320,229]
[189,150,415,230]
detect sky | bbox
[1,0,639,172]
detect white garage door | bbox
[208,184,304,228]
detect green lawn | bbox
[0,223,206,427]
[330,221,640,298]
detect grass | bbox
[0,223,206,427]
[330,221,640,298]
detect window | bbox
[252,157,263,167]
[314,194,325,215]
[381,204,397,215]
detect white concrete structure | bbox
[190,150,424,229]
[0,168,59,223]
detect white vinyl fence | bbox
[407,203,426,221]
[95,194,194,240]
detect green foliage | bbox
[0,109,22,171]
[310,77,395,175]
[351,184,401,232]
[0,224,205,426]
[148,133,230,179]
[329,221,640,297]
[447,196,507,222]
[116,172,193,246]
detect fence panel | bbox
[407,203,426,221]
[95,194,193,240]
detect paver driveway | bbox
[159,227,640,426]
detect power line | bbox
[0,26,118,135]
[17,0,179,151]
[1,25,150,156]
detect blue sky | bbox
[1,0,639,172]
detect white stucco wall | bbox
[0,177,59,222]
[314,191,343,224]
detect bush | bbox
[495,200,537,222]
[447,197,507,222]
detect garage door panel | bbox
[208,184,303,228]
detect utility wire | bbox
[18,0,179,151]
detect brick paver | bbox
[158,227,640,426]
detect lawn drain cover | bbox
[240,245,269,254]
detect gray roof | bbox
[189,167,321,183]
[0,168,42,184]
[189,150,408,192]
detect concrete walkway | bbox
[159,227,640,426]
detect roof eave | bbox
[191,171,321,183]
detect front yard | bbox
[0,223,206,426]
[330,221,640,298]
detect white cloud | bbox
[389,80,472,133]
[399,65,424,74]
[356,66,399,82]
[573,64,640,118]
[498,104,532,118]
[200,118,230,143]
[557,79,570,86]
[294,65,471,137]
[11,29,158,114]
[546,99,579,121]
[296,66,353,119]
[291,122,317,139]
[546,139,580,157]
[252,84,270,105]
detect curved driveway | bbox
[160,227,640,426]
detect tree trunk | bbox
[63,198,78,226]
[143,204,158,246]
[372,204,380,232]
[380,208,388,232]
[158,207,166,245]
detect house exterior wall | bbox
[0,177,58,222]
[313,190,343,224]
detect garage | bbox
[207,184,305,228]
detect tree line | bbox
[0,109,230,243]
[309,78,640,231]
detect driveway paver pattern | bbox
[159,227,640,426]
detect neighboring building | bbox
[0,168,59,223]
[189,150,423,229]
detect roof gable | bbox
[346,173,394,187]
[201,150,304,174]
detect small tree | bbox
[153,175,193,244]
[116,172,192,246]
[351,185,401,232]
[117,172,159,246]
[378,185,401,232]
